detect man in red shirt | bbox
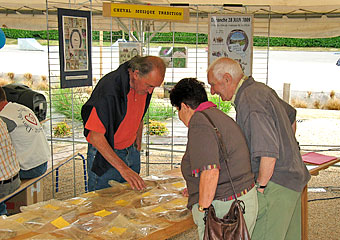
[81,56,165,191]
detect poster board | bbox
[208,14,253,76]
[119,42,142,64]
[158,46,187,68]
[58,8,92,88]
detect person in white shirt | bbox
[0,87,50,179]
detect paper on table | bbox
[302,152,337,165]
[306,165,318,171]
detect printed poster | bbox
[158,47,187,68]
[119,42,142,64]
[209,15,253,76]
[58,8,92,88]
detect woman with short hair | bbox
[170,78,258,239]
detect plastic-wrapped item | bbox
[24,207,87,236]
[20,199,77,217]
[139,196,190,222]
[106,177,186,209]
[24,232,66,239]
[143,175,184,186]
[108,179,156,195]
[40,208,119,239]
[107,180,131,192]
[52,224,98,240]
[7,211,58,231]
[109,190,149,208]
[68,208,119,233]
[90,212,162,240]
[0,218,29,239]
[64,197,100,216]
[158,180,187,193]
[123,209,171,236]
[99,181,133,200]
[79,186,141,210]
[89,213,143,239]
[139,188,179,207]
[64,197,88,206]
[0,174,192,239]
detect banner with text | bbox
[103,2,189,22]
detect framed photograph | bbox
[208,14,253,76]
[58,8,92,88]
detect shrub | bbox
[0,78,12,86]
[24,72,32,81]
[324,97,340,110]
[35,81,49,91]
[330,90,336,99]
[291,98,307,108]
[313,100,321,109]
[145,120,168,136]
[53,121,71,137]
[4,28,340,48]
[34,75,49,90]
[23,72,33,88]
[7,72,14,80]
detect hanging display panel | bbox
[158,47,188,68]
[58,8,92,88]
[208,14,253,76]
[119,42,142,64]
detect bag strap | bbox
[199,110,239,201]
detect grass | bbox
[145,100,174,123]
[52,88,88,122]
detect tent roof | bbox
[1,0,339,8]
[1,1,340,38]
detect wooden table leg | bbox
[301,185,308,240]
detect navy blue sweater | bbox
[81,61,152,176]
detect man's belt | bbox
[0,173,19,185]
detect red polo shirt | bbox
[85,88,147,149]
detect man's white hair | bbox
[208,58,243,82]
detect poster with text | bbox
[58,8,92,88]
[119,42,142,64]
[209,14,253,76]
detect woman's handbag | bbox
[200,111,251,240]
[203,200,250,240]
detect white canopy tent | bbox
[0,0,340,38]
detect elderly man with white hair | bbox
[207,57,311,240]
